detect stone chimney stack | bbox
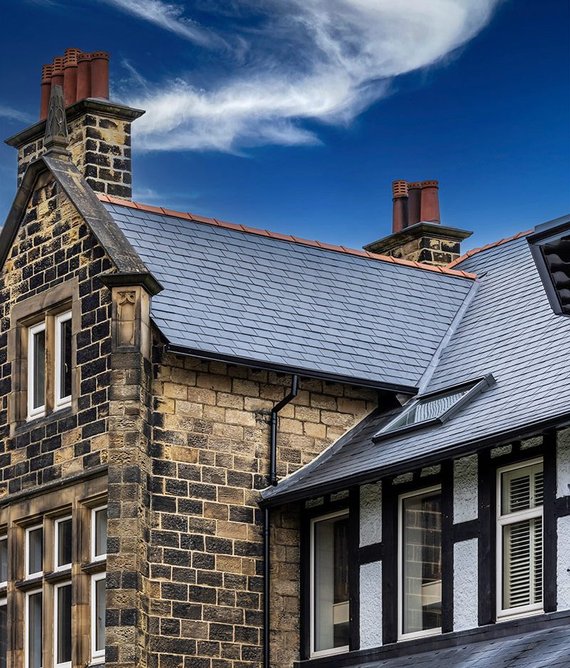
[365,179,472,266]
[5,48,144,199]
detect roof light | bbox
[373,374,495,441]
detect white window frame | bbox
[54,581,72,668]
[54,517,72,572]
[25,587,42,668]
[54,311,72,410]
[0,535,7,588]
[91,573,106,663]
[27,321,46,420]
[309,509,350,659]
[0,596,7,664]
[91,506,107,563]
[25,525,43,580]
[398,485,443,641]
[496,458,544,621]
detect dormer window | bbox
[374,375,495,441]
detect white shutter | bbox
[504,518,542,608]
[500,461,544,614]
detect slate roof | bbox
[263,232,570,503]
[102,198,475,391]
[345,622,570,667]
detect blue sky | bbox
[0,0,568,251]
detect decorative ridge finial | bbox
[44,84,70,158]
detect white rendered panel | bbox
[557,516,570,611]
[360,483,382,547]
[453,455,478,524]
[557,428,570,498]
[360,561,382,650]
[453,539,478,631]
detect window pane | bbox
[27,592,42,668]
[27,528,43,576]
[94,508,107,559]
[56,519,72,568]
[501,464,543,514]
[402,492,442,635]
[59,317,72,400]
[313,515,349,653]
[0,539,6,583]
[0,601,6,668]
[503,517,543,609]
[56,584,72,664]
[95,577,106,653]
[32,329,46,410]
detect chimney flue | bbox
[90,52,110,99]
[76,52,92,101]
[420,180,440,223]
[364,178,471,266]
[407,182,422,228]
[38,49,111,119]
[392,180,408,233]
[51,57,64,91]
[63,48,80,107]
[40,64,53,120]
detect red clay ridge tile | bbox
[100,195,476,279]
[448,229,533,267]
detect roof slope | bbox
[346,622,570,667]
[264,234,570,503]
[104,200,475,389]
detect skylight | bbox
[373,375,495,441]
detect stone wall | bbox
[147,352,377,668]
[15,110,133,198]
[0,177,113,496]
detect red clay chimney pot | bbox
[76,52,92,100]
[392,180,409,233]
[63,48,81,107]
[90,51,110,99]
[407,182,422,228]
[40,64,53,120]
[420,180,440,224]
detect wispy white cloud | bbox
[0,105,33,124]
[123,0,502,153]
[100,0,223,47]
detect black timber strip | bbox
[349,487,360,652]
[381,489,398,644]
[544,430,557,612]
[555,496,570,517]
[359,543,383,565]
[441,461,454,633]
[478,449,494,626]
[452,519,479,542]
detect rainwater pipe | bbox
[263,374,299,668]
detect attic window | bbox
[374,375,495,441]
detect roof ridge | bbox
[448,229,534,267]
[97,194,476,280]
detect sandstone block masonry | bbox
[147,354,378,668]
[0,178,112,494]
[6,99,142,199]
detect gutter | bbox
[264,374,299,668]
[164,343,417,395]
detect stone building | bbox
[0,48,569,668]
